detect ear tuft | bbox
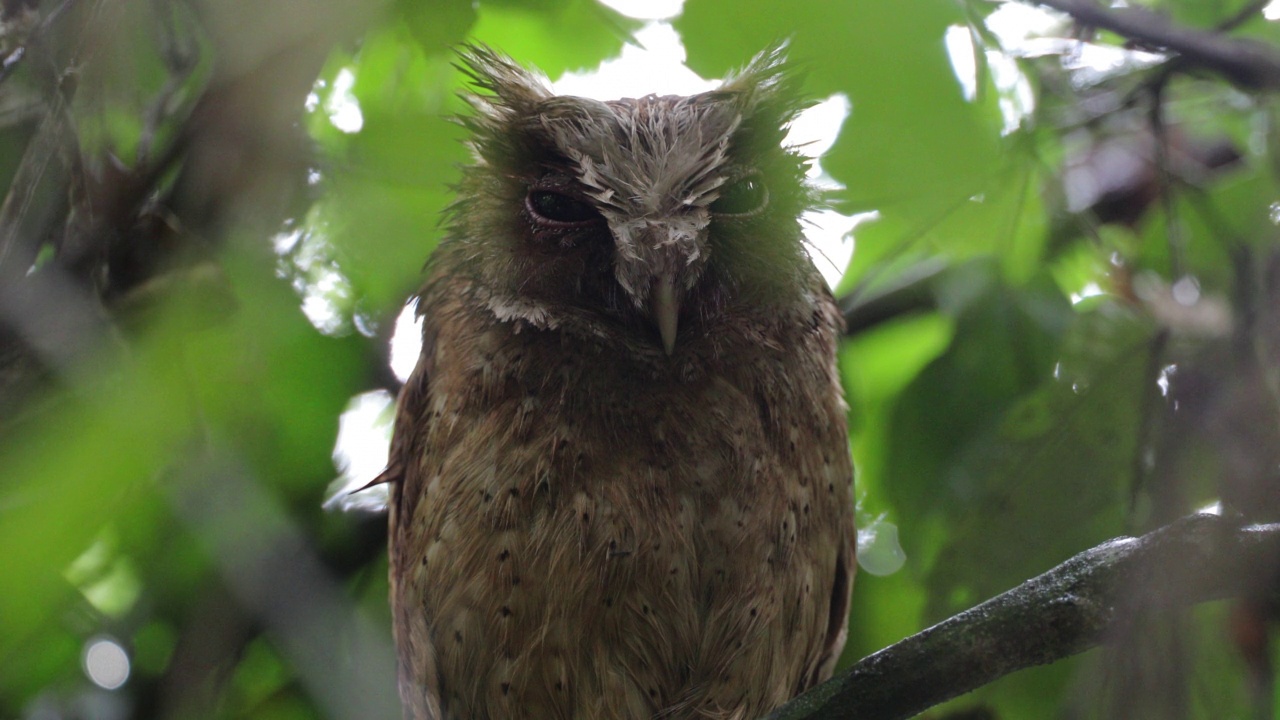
[454,44,554,164]
[455,44,553,114]
[717,42,810,140]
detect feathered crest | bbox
[715,41,811,153]
[449,42,816,228]
[454,43,552,113]
[453,44,557,166]
[719,42,805,106]
[454,42,809,165]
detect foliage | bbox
[2,0,1279,718]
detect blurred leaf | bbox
[0,625,80,707]
[232,638,293,712]
[1133,155,1279,294]
[132,620,178,677]
[841,312,954,526]
[922,303,1155,620]
[1161,0,1257,30]
[841,566,927,668]
[471,0,641,77]
[71,1,176,162]
[957,654,1080,720]
[76,554,143,619]
[393,0,477,56]
[879,261,1074,573]
[188,245,366,493]
[842,312,955,411]
[317,33,466,313]
[0,372,190,659]
[679,0,1008,275]
[1069,601,1254,717]
[842,148,1048,287]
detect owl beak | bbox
[651,274,679,356]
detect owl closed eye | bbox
[445,44,820,355]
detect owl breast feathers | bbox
[383,45,856,720]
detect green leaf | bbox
[393,0,477,56]
[317,35,468,312]
[920,304,1155,620]
[679,0,1007,263]
[471,0,642,78]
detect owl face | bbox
[447,46,817,356]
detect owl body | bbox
[385,47,855,720]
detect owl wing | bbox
[810,534,855,686]
[382,319,445,720]
[802,285,858,689]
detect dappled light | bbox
[83,638,130,691]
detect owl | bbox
[381,45,856,720]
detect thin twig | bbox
[1028,0,1280,91]
[1146,79,1184,279]
[0,100,71,283]
[837,259,946,336]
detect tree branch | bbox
[767,514,1280,720]
[1026,0,1280,91]
[838,260,946,337]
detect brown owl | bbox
[381,45,856,720]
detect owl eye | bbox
[710,175,768,215]
[527,190,602,226]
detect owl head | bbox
[444,45,819,357]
